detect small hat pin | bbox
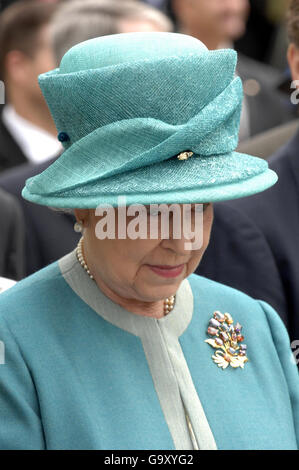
[58,131,70,143]
[177,151,194,161]
[205,311,248,369]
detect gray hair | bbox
[49,207,74,215]
[50,0,173,64]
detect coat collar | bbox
[58,249,194,339]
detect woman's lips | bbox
[147,264,185,278]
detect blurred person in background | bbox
[0,0,60,173]
[156,0,296,140]
[52,0,172,63]
[197,0,299,356]
[259,0,289,70]
[167,0,250,50]
[235,0,289,67]
[0,188,25,281]
[0,0,173,276]
[236,0,299,159]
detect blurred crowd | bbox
[0,0,299,351]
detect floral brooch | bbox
[205,311,248,369]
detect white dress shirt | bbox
[2,105,62,164]
[0,277,16,293]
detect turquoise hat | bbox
[22,32,277,208]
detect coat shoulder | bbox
[0,261,67,324]
[188,272,258,305]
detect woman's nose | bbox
[160,215,203,254]
[161,236,193,255]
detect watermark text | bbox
[94,197,205,251]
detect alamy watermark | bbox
[94,197,205,251]
[291,340,299,366]
[0,81,5,105]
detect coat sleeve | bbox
[0,317,45,449]
[258,300,299,447]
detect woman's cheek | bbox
[186,251,203,276]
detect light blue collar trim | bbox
[58,249,193,337]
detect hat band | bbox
[26,77,242,197]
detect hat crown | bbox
[59,33,208,74]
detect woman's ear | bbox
[74,209,90,227]
[287,43,299,83]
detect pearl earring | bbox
[74,220,83,233]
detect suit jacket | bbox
[0,159,79,276]
[237,54,297,138]
[197,130,299,345]
[0,188,25,280]
[0,108,27,173]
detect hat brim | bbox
[22,151,277,208]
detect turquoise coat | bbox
[0,251,298,450]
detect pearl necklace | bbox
[75,238,175,316]
[76,237,94,280]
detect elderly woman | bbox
[0,33,298,451]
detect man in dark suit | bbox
[197,0,299,350]
[0,187,25,280]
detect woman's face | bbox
[75,203,213,303]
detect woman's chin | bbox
[135,279,183,303]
